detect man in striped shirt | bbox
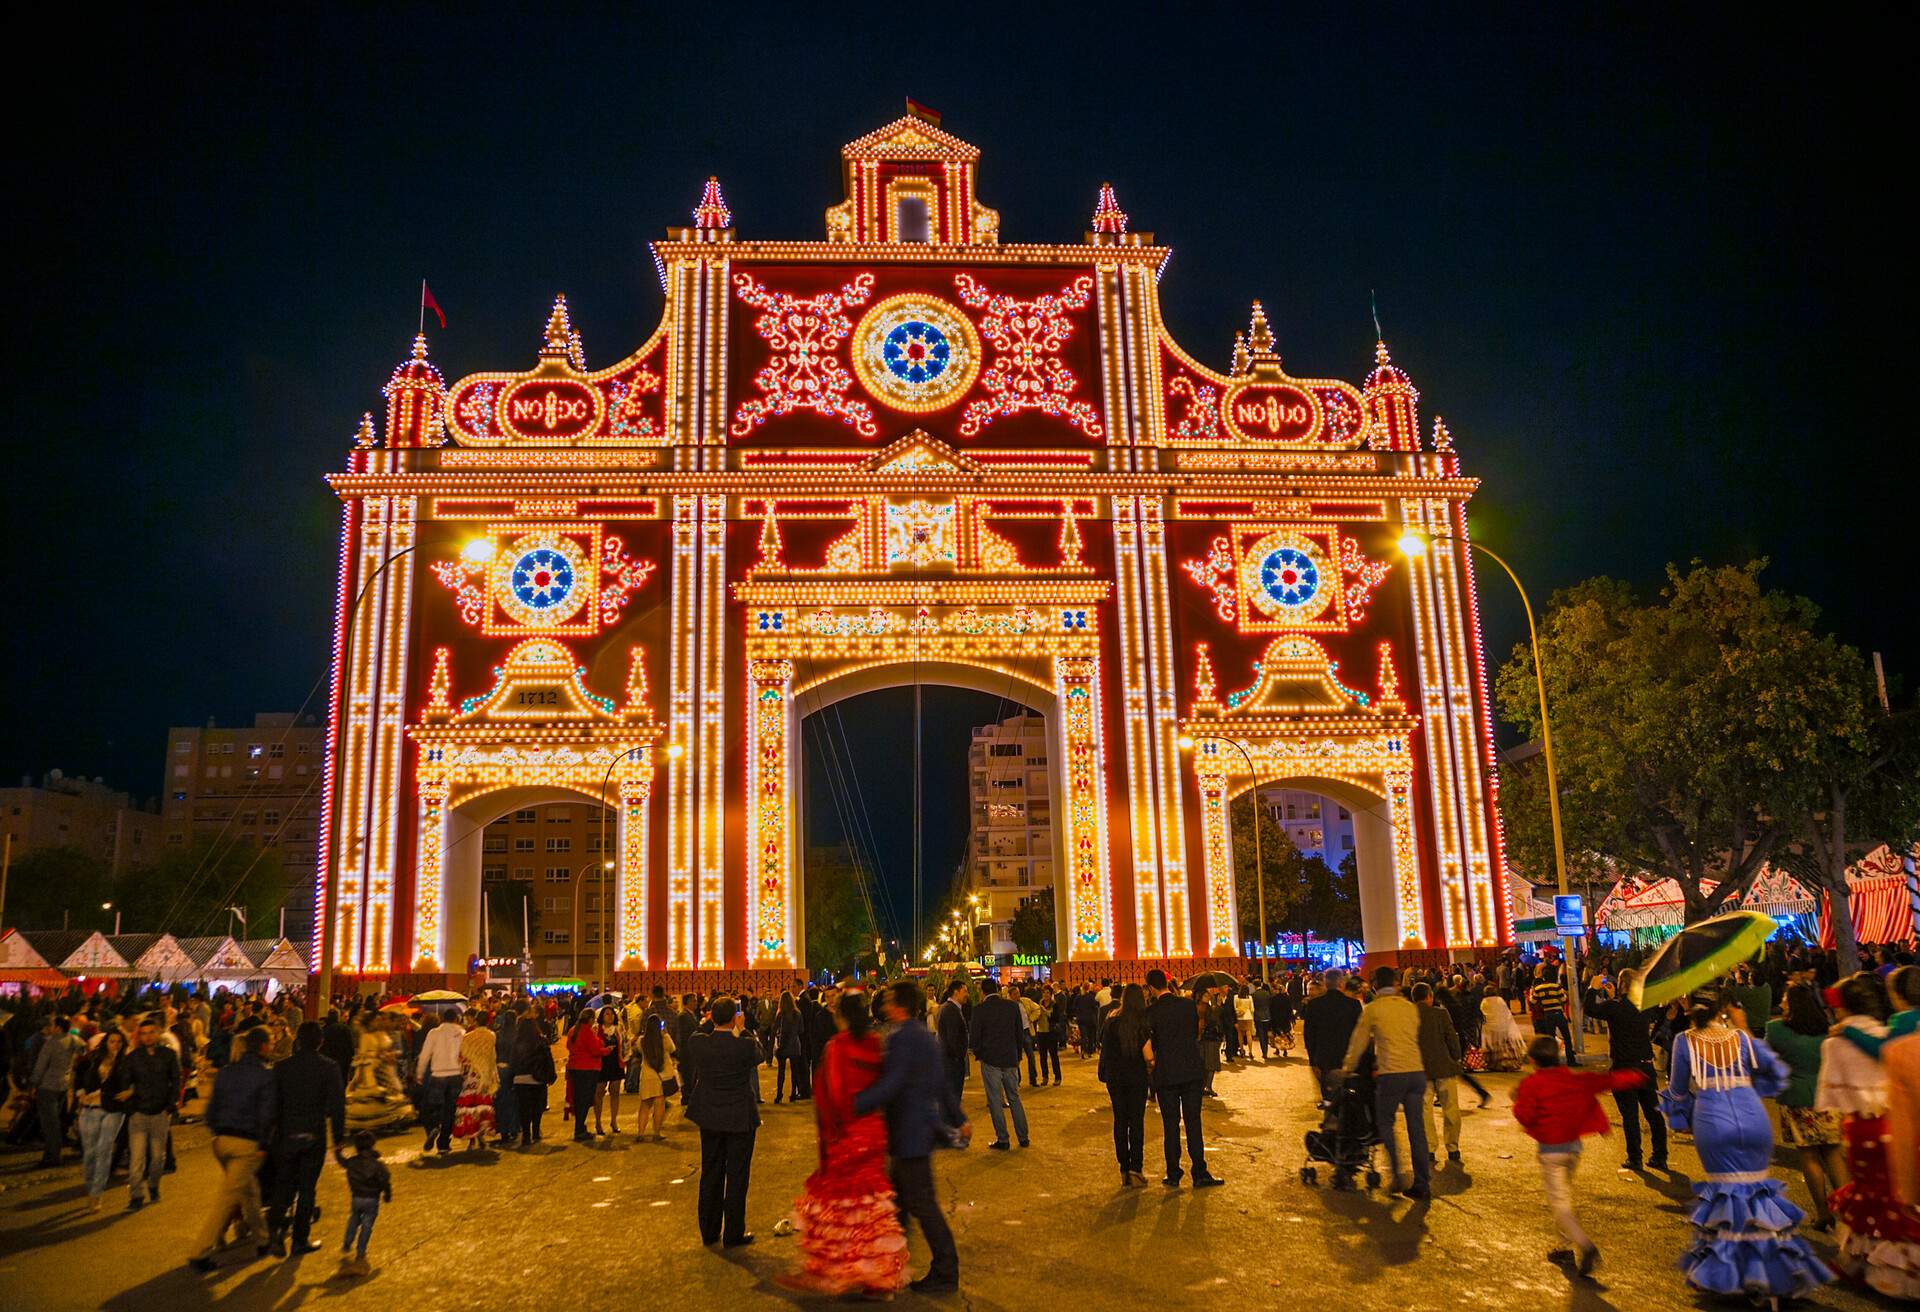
[1531,967,1578,1066]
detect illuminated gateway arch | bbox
[318,111,1511,994]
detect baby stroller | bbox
[1300,1061,1382,1191]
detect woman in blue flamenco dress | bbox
[1663,990,1833,1304]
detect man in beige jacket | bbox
[1338,966,1430,1200]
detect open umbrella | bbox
[1183,970,1237,994]
[378,1000,417,1014]
[584,992,625,1011]
[409,989,469,1005]
[1625,910,1776,1011]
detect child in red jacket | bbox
[1512,1036,1647,1276]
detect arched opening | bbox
[789,659,1067,975]
[442,784,612,982]
[1225,773,1400,957]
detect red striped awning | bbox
[1820,876,1917,948]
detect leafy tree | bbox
[1229,794,1302,949]
[1010,887,1055,957]
[1496,562,1839,923]
[1314,853,1364,943]
[115,835,286,938]
[1,847,116,931]
[803,845,876,974]
[1774,678,1920,975]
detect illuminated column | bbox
[1450,506,1508,945]
[1054,652,1114,960]
[616,773,651,968]
[1401,494,1475,948]
[1138,496,1192,957]
[363,496,415,972]
[412,777,449,969]
[333,494,414,973]
[1193,741,1236,954]
[1109,497,1164,956]
[1385,742,1424,945]
[745,658,796,969]
[666,497,697,967]
[696,495,727,968]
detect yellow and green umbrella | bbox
[1624,910,1776,1011]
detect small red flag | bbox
[421,281,446,330]
[904,98,941,127]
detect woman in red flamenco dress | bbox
[778,991,909,1299]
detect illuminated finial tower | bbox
[1363,338,1420,452]
[382,334,445,448]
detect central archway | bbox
[1221,773,1401,959]
[792,661,1064,971]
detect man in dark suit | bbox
[267,1020,345,1256]
[1302,969,1364,1100]
[1145,970,1222,1188]
[682,996,760,1247]
[967,978,1029,1149]
[935,980,970,1103]
[856,980,968,1293]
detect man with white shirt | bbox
[414,1012,465,1154]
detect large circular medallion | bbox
[852,294,982,413]
[493,533,590,628]
[1240,533,1334,624]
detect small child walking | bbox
[334,1130,392,1276]
[1512,1035,1647,1276]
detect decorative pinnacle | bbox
[1375,339,1393,368]
[1231,332,1250,376]
[567,328,587,372]
[1376,642,1403,708]
[756,502,784,567]
[1431,416,1454,452]
[542,295,574,355]
[352,412,377,449]
[1246,301,1276,358]
[1091,182,1128,235]
[1194,642,1219,706]
[694,176,732,229]
[1058,500,1085,567]
[410,333,431,362]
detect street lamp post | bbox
[1177,734,1270,982]
[1399,529,1582,1054]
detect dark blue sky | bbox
[6,6,1905,829]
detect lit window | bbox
[546,837,571,853]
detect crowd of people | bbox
[2,934,1917,1299]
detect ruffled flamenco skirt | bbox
[1830,1114,1920,1301]
[453,1070,497,1142]
[777,1182,910,1297]
[1677,1174,1835,1299]
[1667,1085,1832,1299]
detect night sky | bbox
[7,9,1905,934]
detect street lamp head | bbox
[664,743,685,760]
[1176,735,1196,751]
[101,901,112,910]
[1396,531,1430,558]
[460,538,497,566]
[602,860,615,870]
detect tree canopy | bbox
[1496,559,1919,947]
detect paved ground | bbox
[0,1040,1899,1312]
